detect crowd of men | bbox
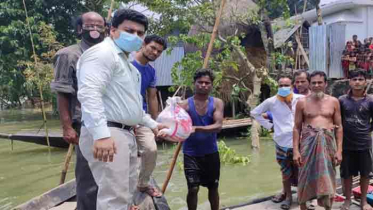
[50,7,373,210]
[252,69,373,210]
[342,35,373,78]
[51,9,223,210]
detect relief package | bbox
[156,97,192,142]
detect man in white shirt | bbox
[251,75,303,210]
[77,9,166,210]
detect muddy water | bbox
[0,109,281,210]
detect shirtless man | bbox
[293,71,343,210]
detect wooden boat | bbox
[13,178,170,210]
[0,131,69,148]
[0,118,252,149]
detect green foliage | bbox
[273,52,295,67]
[0,0,85,107]
[177,140,250,169]
[260,127,271,137]
[168,32,238,94]
[19,22,63,103]
[218,140,250,165]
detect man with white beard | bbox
[293,71,343,210]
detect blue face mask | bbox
[114,31,143,53]
[278,87,292,97]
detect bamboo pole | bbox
[161,0,227,194]
[203,0,227,68]
[60,144,74,185]
[107,0,115,21]
[22,0,51,152]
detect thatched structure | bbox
[185,0,267,104]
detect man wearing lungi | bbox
[293,71,343,210]
[251,75,304,210]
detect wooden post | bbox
[161,0,227,194]
[295,34,310,68]
[315,0,323,25]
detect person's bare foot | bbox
[361,202,373,210]
[138,186,163,197]
[340,199,351,210]
[130,205,140,210]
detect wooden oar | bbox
[161,0,227,194]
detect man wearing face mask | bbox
[50,11,105,210]
[77,9,167,210]
[251,75,304,210]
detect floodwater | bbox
[0,109,282,210]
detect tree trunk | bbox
[258,9,275,74]
[315,0,323,25]
[249,72,262,149]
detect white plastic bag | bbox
[156,97,193,142]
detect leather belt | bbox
[107,121,134,131]
[82,121,134,131]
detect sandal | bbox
[280,199,292,210]
[271,193,286,203]
[139,186,163,198]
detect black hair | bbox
[278,74,292,82]
[349,69,367,80]
[310,71,327,83]
[144,35,167,50]
[193,69,215,83]
[111,9,148,31]
[293,70,310,82]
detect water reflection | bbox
[0,109,282,210]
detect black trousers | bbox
[73,122,98,210]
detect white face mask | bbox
[114,31,143,52]
[277,87,291,97]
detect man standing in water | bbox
[293,71,343,210]
[251,75,303,210]
[50,12,105,210]
[131,35,167,197]
[178,69,224,210]
[339,70,373,210]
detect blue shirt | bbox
[183,96,218,156]
[131,59,157,112]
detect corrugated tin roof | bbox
[273,21,303,48]
[150,47,184,87]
